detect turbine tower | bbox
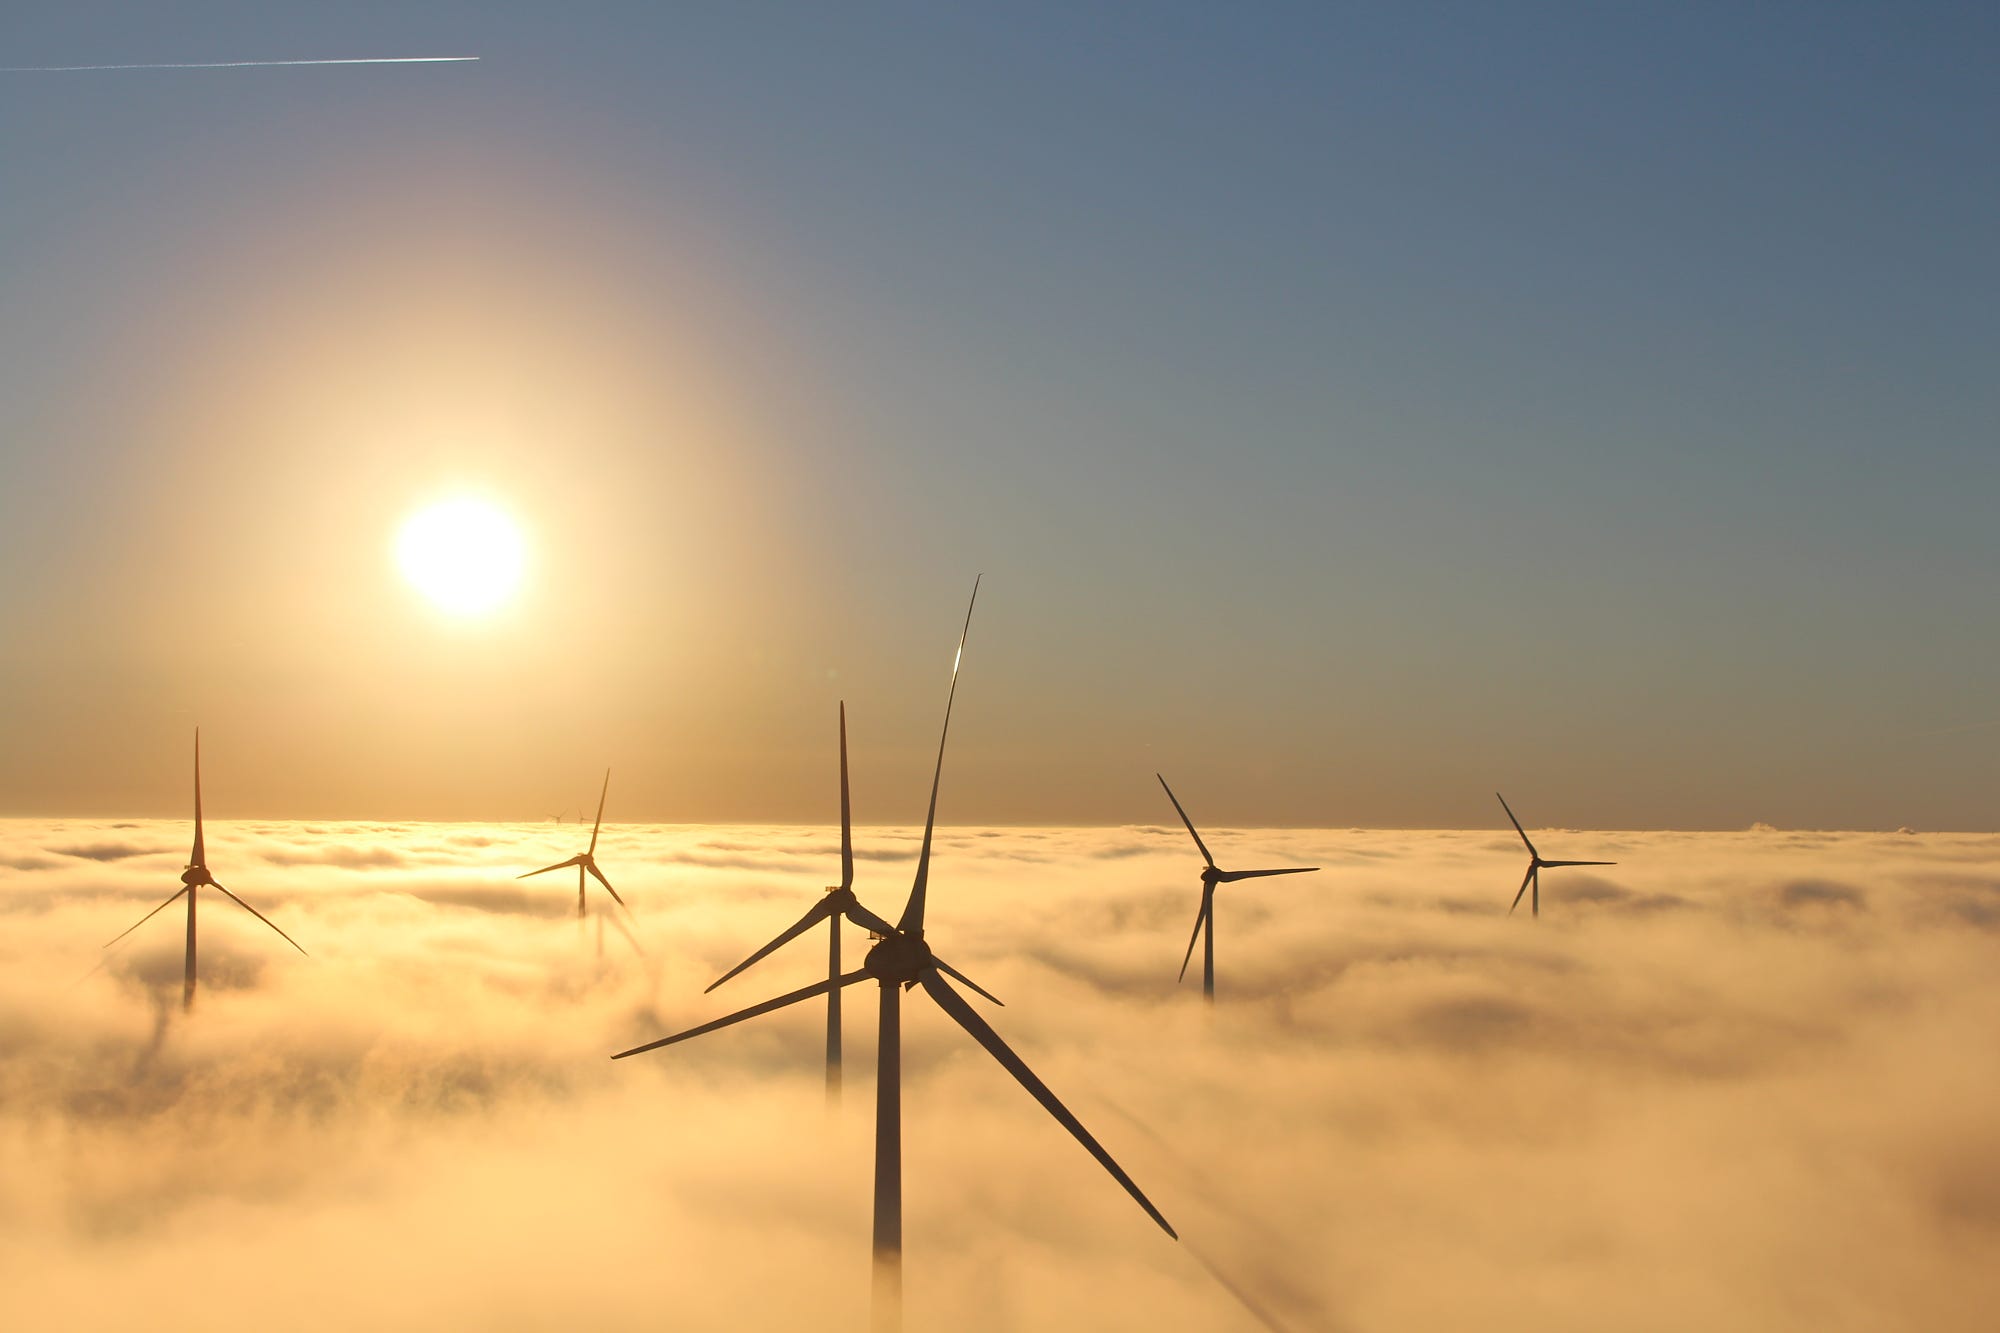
[1497,791,1615,918]
[1157,775,1318,1004]
[704,701,907,1106]
[614,579,1175,1331]
[521,770,639,948]
[102,730,308,1011]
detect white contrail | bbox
[3,56,479,72]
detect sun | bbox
[395,498,526,616]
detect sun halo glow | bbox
[395,498,526,616]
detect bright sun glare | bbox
[396,498,526,616]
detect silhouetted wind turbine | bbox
[102,730,308,1011]
[704,701,909,1106]
[1497,792,1615,918]
[520,770,635,937]
[615,579,1174,1330]
[1157,775,1317,1004]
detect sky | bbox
[1,4,1995,828]
[4,819,1998,1329]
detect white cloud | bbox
[1,820,1997,1330]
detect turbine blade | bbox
[1541,860,1616,868]
[896,575,981,938]
[1156,775,1215,867]
[588,769,610,855]
[613,968,871,1059]
[705,896,840,993]
[1507,863,1534,915]
[103,886,188,949]
[1217,867,1318,882]
[191,728,205,867]
[585,860,627,907]
[919,969,1177,1239]
[933,955,1003,1006]
[1178,888,1211,983]
[838,702,853,891]
[841,899,899,938]
[1496,792,1538,859]
[208,882,309,956]
[605,904,647,958]
[518,858,578,879]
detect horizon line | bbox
[0,813,1975,836]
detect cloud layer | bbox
[2,818,1997,1330]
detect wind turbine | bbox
[520,770,634,936]
[1157,775,1317,1004]
[703,701,910,1106]
[614,580,1175,1330]
[102,730,308,1011]
[1497,792,1615,918]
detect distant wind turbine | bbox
[704,701,940,1107]
[1157,775,1318,1004]
[615,579,1174,1330]
[102,730,308,1011]
[520,770,639,950]
[1497,792,1615,918]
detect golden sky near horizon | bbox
[5,6,1996,831]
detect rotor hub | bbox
[180,866,210,886]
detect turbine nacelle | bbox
[863,931,931,988]
[181,865,211,886]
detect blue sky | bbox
[1,4,1994,826]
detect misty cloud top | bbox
[3,819,1996,1330]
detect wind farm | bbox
[5,6,1998,1332]
[20,814,1999,1330]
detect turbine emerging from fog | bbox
[615,579,1174,1330]
[521,771,638,948]
[102,730,308,1011]
[1497,792,1615,918]
[704,701,908,1105]
[1157,775,1318,1004]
